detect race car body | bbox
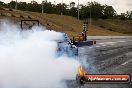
[56,33,78,57]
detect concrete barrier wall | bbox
[76,41,94,47]
[87,36,132,40]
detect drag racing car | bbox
[20,20,78,58]
[56,33,78,57]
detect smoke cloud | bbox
[0,20,80,88]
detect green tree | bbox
[55,3,67,15]
[0,1,4,7]
[126,11,132,20]
[69,7,77,17]
[1,0,118,20]
[103,5,116,18]
[8,1,16,9]
[18,2,27,11]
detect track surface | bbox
[67,38,132,88]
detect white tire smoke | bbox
[0,20,80,88]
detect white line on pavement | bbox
[89,47,93,48]
[95,46,101,47]
[101,45,106,46]
[119,41,126,43]
[80,48,84,49]
[98,42,116,45]
[97,40,128,46]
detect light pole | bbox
[42,0,44,14]
[90,0,92,27]
[15,0,17,10]
[61,0,63,15]
[10,0,13,8]
[78,0,80,20]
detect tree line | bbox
[0,0,132,20]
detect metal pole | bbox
[78,0,80,20]
[90,0,92,26]
[42,0,44,14]
[61,0,63,15]
[10,0,13,8]
[15,0,17,10]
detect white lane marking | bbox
[95,46,101,47]
[98,42,116,45]
[119,41,126,42]
[98,42,116,46]
[108,43,115,46]
[121,59,132,65]
[129,40,132,41]
[106,42,115,45]
[98,42,113,45]
[80,48,84,49]
[89,46,93,49]
[106,42,116,44]
[97,40,128,46]
[102,44,106,46]
[98,42,107,44]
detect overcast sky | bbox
[1,0,132,14]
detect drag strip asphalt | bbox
[67,38,132,88]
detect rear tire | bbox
[76,76,86,86]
